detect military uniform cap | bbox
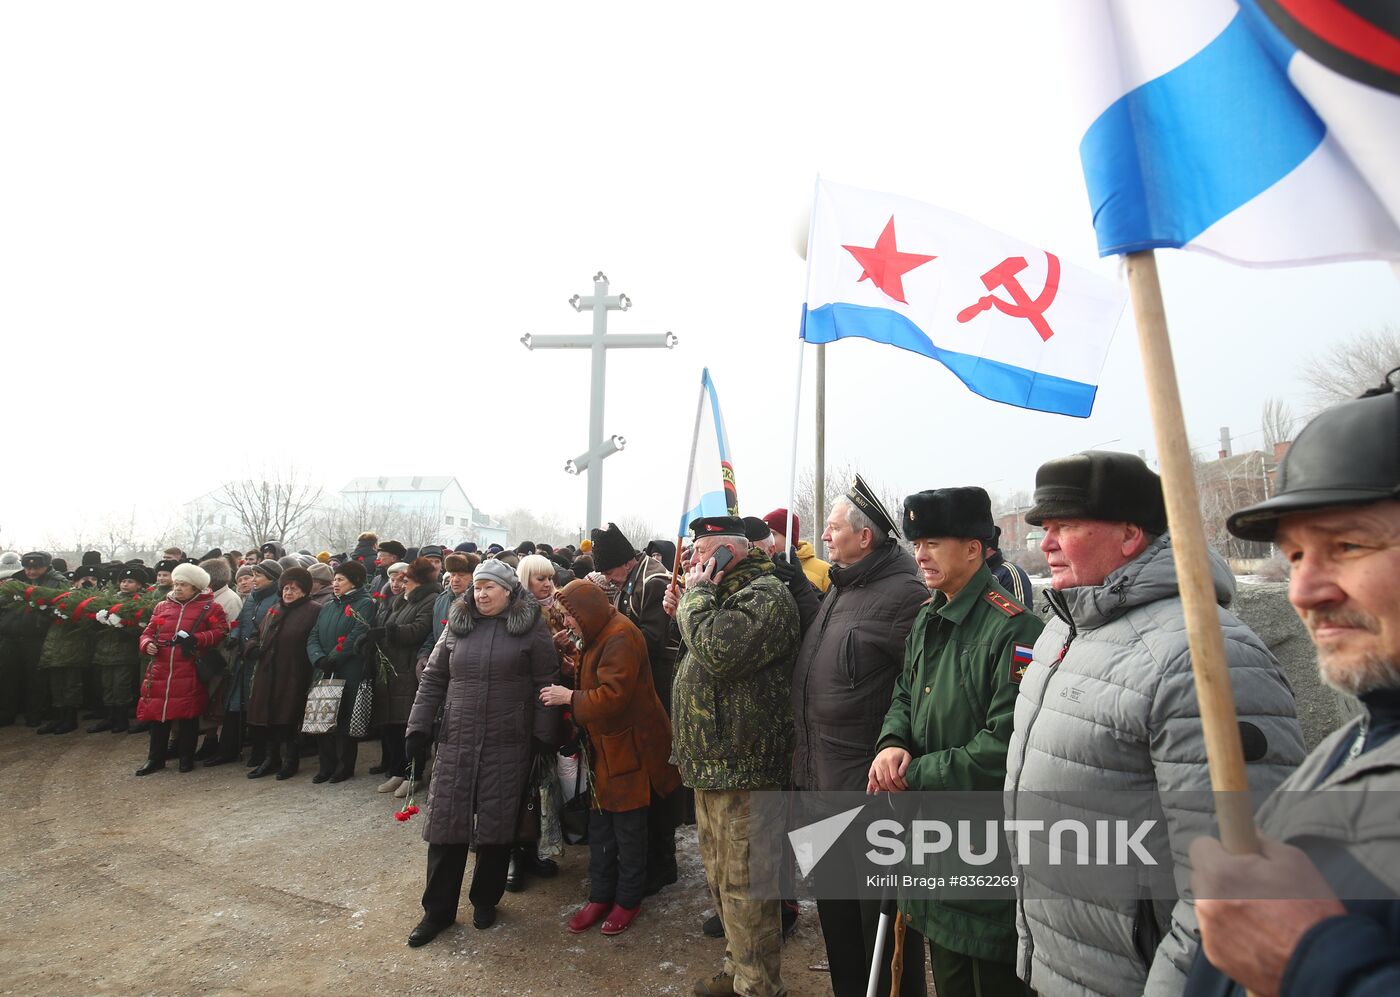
[21,552,51,569]
[153,559,180,574]
[688,516,746,539]
[1024,450,1167,534]
[118,565,149,585]
[903,487,996,542]
[1228,376,1400,542]
[845,474,900,540]
[71,565,102,582]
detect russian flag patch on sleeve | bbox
[1011,643,1034,684]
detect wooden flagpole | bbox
[1126,250,1258,856]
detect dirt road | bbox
[0,727,851,996]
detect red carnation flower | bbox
[394,810,410,822]
[344,606,354,618]
[405,805,420,816]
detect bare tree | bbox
[95,510,143,560]
[1302,325,1400,409]
[790,461,903,546]
[212,468,324,549]
[496,507,576,549]
[1261,396,1295,450]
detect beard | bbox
[1319,651,1400,697]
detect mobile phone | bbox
[709,546,734,574]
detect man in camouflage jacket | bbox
[674,516,800,997]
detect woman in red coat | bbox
[136,562,230,775]
[541,579,681,937]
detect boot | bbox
[327,736,358,783]
[276,738,300,780]
[128,720,151,735]
[249,741,282,779]
[244,722,265,768]
[137,723,169,775]
[83,708,105,720]
[505,848,527,893]
[51,708,79,735]
[87,706,116,734]
[177,721,197,773]
[194,733,219,760]
[36,713,60,735]
[204,718,242,767]
[313,734,337,784]
[110,704,129,734]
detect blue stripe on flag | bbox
[680,490,730,536]
[1080,13,1324,256]
[802,303,1098,418]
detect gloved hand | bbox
[177,633,200,656]
[385,623,399,643]
[404,729,430,760]
[315,657,336,677]
[367,626,387,642]
[353,634,371,655]
[770,555,797,586]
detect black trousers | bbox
[149,718,198,764]
[646,786,681,878]
[588,806,648,908]
[422,842,511,924]
[816,897,928,997]
[317,733,358,775]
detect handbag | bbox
[302,677,346,734]
[348,679,373,738]
[559,745,592,845]
[182,602,225,687]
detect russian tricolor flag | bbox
[801,179,1126,419]
[1070,0,1400,266]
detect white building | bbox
[338,476,509,549]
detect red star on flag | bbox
[842,216,936,304]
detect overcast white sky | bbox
[2,2,1396,548]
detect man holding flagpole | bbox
[1185,381,1400,996]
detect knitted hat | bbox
[317,551,332,563]
[579,539,592,553]
[281,566,313,596]
[762,509,797,542]
[252,559,284,582]
[235,565,257,580]
[335,559,368,587]
[473,558,518,593]
[307,562,334,586]
[171,562,211,591]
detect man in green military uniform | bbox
[36,566,103,735]
[870,487,1044,997]
[88,565,148,733]
[0,552,72,727]
[674,515,801,997]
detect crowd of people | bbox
[2,379,1398,997]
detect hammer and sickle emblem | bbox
[955,252,1061,341]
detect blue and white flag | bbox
[1070,0,1400,266]
[801,179,1126,419]
[677,368,739,535]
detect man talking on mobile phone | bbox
[674,515,801,997]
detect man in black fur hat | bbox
[871,486,1045,997]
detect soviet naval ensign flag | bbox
[801,178,1126,418]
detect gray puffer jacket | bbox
[1004,535,1305,997]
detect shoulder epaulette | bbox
[984,590,1023,617]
